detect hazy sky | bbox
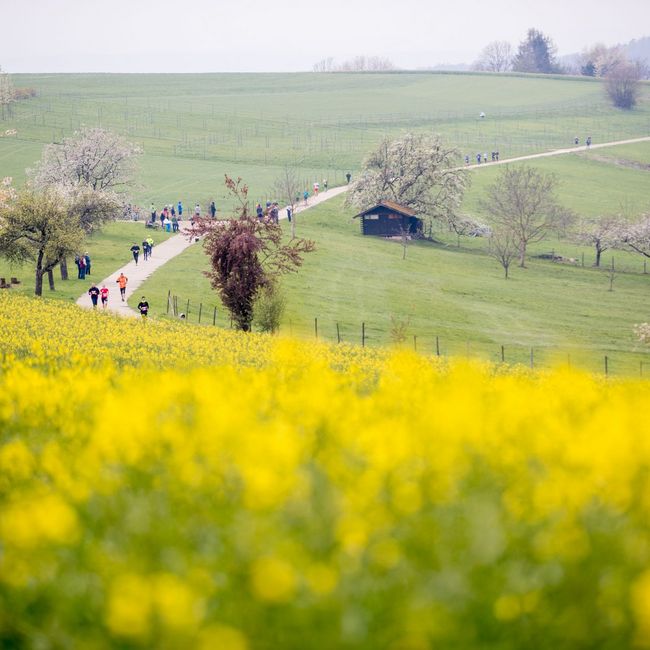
[1,0,648,72]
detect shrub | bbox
[252,282,285,333]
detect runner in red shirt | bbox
[100,285,109,309]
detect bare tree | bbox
[473,41,513,72]
[480,166,559,267]
[346,133,468,235]
[313,56,396,72]
[574,215,624,267]
[606,62,642,109]
[271,164,302,239]
[488,228,518,279]
[579,43,627,77]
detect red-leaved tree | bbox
[189,176,315,331]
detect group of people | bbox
[74,252,91,279]
[466,151,500,165]
[130,238,154,265]
[87,272,149,317]
[148,200,218,231]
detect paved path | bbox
[76,187,351,316]
[77,135,649,316]
[463,135,650,170]
[75,226,197,317]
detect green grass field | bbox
[137,185,650,376]
[1,72,649,211]
[0,222,172,301]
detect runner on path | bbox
[100,285,109,309]
[117,273,128,301]
[137,296,149,318]
[130,243,140,265]
[88,284,100,309]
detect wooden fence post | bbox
[362,322,365,347]
[436,336,440,357]
[413,335,417,351]
[501,345,505,363]
[314,317,318,339]
[166,289,171,314]
[336,322,341,343]
[198,303,202,323]
[604,355,609,377]
[213,306,217,326]
[186,299,190,318]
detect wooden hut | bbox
[354,201,423,237]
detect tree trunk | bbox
[47,269,55,291]
[291,210,296,239]
[595,247,601,268]
[35,269,43,296]
[518,242,527,267]
[34,250,44,296]
[504,264,509,279]
[60,258,69,280]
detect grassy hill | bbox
[137,185,650,375]
[1,72,649,210]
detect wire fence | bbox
[164,290,649,378]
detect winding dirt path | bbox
[76,135,649,316]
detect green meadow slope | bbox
[1,72,649,210]
[137,166,650,376]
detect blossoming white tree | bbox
[574,215,624,267]
[28,127,141,279]
[346,133,468,235]
[0,66,15,120]
[620,214,650,259]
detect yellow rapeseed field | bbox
[1,292,650,649]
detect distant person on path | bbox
[476,153,482,164]
[177,201,183,219]
[287,206,292,222]
[586,136,592,148]
[137,296,149,318]
[88,284,100,309]
[346,172,351,184]
[100,285,109,309]
[303,190,309,205]
[210,201,217,218]
[84,252,91,276]
[323,179,328,191]
[195,203,201,217]
[483,153,488,163]
[464,154,470,165]
[495,151,499,161]
[256,203,263,219]
[116,273,128,301]
[313,182,319,196]
[146,237,154,256]
[130,242,140,265]
[78,255,86,280]
[150,203,156,221]
[172,215,178,232]
[159,212,165,229]
[574,136,579,146]
[164,216,171,232]
[142,239,150,261]
[171,205,176,219]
